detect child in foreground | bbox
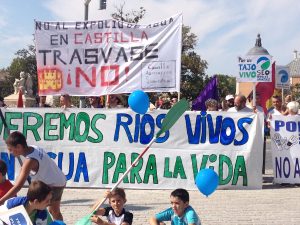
[0,180,53,225]
[0,131,66,221]
[90,188,133,225]
[0,159,14,198]
[149,188,201,225]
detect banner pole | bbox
[253,82,256,107]
[105,95,110,109]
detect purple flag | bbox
[192,76,218,111]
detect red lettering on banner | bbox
[75,67,96,87]
[101,65,119,86]
[72,31,148,44]
[73,65,121,88]
[74,33,83,44]
[85,33,93,44]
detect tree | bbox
[291,83,300,101]
[0,68,10,98]
[3,45,38,96]
[181,26,208,101]
[215,74,236,99]
[111,2,146,23]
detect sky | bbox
[1,0,300,76]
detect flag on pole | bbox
[248,62,276,114]
[17,90,24,108]
[192,76,218,111]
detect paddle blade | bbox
[75,214,92,225]
[156,98,189,138]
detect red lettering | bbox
[85,33,92,44]
[74,33,83,44]
[120,33,128,43]
[76,67,96,87]
[101,65,119,86]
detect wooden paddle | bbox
[75,98,189,225]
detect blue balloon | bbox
[50,221,66,225]
[195,168,219,197]
[128,90,149,114]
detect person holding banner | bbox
[149,188,201,225]
[205,98,218,111]
[0,180,53,225]
[247,94,264,114]
[60,94,76,108]
[267,95,285,121]
[286,101,299,116]
[87,96,103,108]
[285,95,292,104]
[0,132,66,221]
[39,96,51,108]
[108,95,125,109]
[224,94,234,111]
[227,95,252,113]
[282,95,293,115]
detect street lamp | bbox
[99,0,107,10]
[80,0,107,108]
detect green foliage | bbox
[111,2,146,23]
[181,26,208,101]
[1,45,37,97]
[0,68,10,97]
[291,83,300,101]
[215,74,236,99]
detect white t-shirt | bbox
[26,145,66,187]
[227,106,253,113]
[268,108,282,116]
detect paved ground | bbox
[20,140,300,224]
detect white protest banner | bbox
[0,205,33,225]
[0,109,264,190]
[237,55,272,82]
[34,14,182,96]
[275,65,290,89]
[271,115,300,184]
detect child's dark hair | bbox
[110,188,126,200]
[5,131,28,148]
[0,159,8,176]
[27,180,52,202]
[170,188,189,203]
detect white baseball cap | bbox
[225,95,234,100]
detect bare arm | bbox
[0,159,36,204]
[91,189,111,211]
[90,215,115,225]
[94,208,106,216]
[149,217,160,225]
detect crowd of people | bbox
[204,93,299,118]
[1,92,300,225]
[1,92,299,117]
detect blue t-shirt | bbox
[155,205,201,225]
[4,196,52,225]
